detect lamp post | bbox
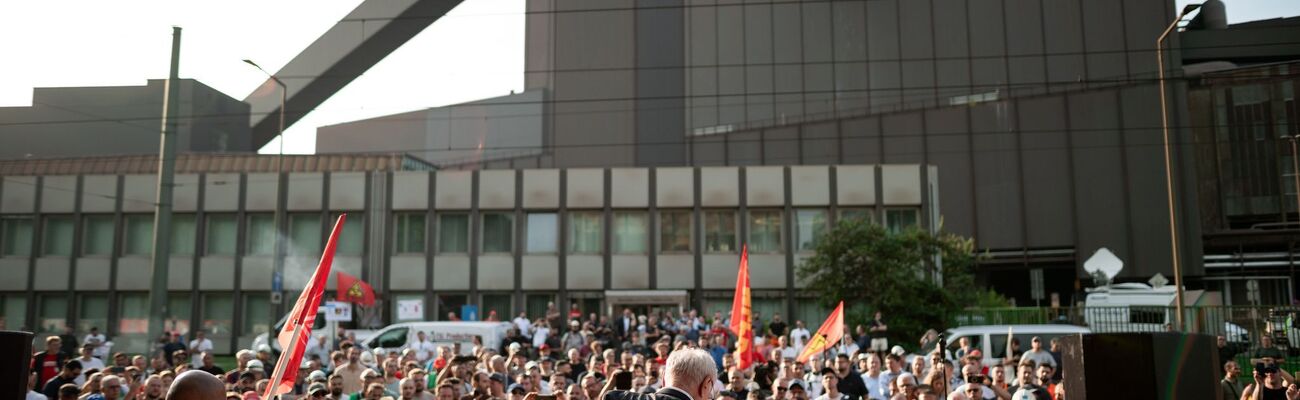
[1157,3,1201,331]
[244,59,287,316]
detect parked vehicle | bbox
[361,321,514,355]
[942,324,1091,368]
[1083,282,1249,343]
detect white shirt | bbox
[791,327,811,352]
[513,317,534,338]
[83,333,109,358]
[189,338,213,367]
[412,339,435,362]
[780,346,798,360]
[860,372,885,400]
[533,326,551,348]
[814,393,845,400]
[26,391,47,400]
[74,356,106,385]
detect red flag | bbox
[796,301,845,363]
[265,214,346,399]
[336,270,376,307]
[729,245,756,370]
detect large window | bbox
[289,213,322,256]
[246,214,275,256]
[38,294,68,333]
[165,294,191,336]
[42,216,74,256]
[1,216,33,257]
[117,293,148,335]
[795,209,828,252]
[568,212,602,254]
[394,213,426,254]
[438,214,470,253]
[748,210,783,253]
[526,294,554,320]
[885,208,920,233]
[242,295,270,335]
[122,214,153,256]
[526,213,558,254]
[481,293,513,319]
[659,211,691,253]
[82,215,114,256]
[612,212,647,254]
[437,294,468,321]
[170,214,196,255]
[704,211,737,253]
[202,294,234,336]
[77,295,109,333]
[1,295,27,331]
[481,213,514,253]
[331,212,364,256]
[392,293,425,322]
[206,214,238,256]
[839,208,875,223]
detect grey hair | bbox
[101,375,122,386]
[664,348,717,390]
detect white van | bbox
[252,307,376,356]
[942,324,1090,368]
[362,321,514,355]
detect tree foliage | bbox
[796,218,996,349]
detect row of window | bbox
[0,208,919,258]
[0,293,261,336]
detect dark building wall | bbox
[0,79,251,160]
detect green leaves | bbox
[795,218,994,352]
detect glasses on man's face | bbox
[776,388,788,392]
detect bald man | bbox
[166,370,226,400]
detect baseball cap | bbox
[570,320,580,327]
[539,343,551,351]
[246,360,265,371]
[257,344,272,353]
[509,342,522,353]
[308,383,328,395]
[507,383,526,394]
[969,349,983,359]
[856,353,871,360]
[240,371,258,381]
[786,380,806,390]
[525,361,539,370]
[890,346,906,356]
[490,373,508,384]
[308,370,328,382]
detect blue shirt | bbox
[710,345,728,370]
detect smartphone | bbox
[614,371,634,390]
[1256,363,1267,375]
[537,395,557,400]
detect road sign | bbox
[1030,269,1045,301]
[271,271,283,304]
[1084,248,1124,282]
[1148,273,1169,288]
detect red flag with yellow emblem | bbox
[336,270,376,307]
[796,301,845,363]
[730,245,756,370]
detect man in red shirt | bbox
[31,336,68,386]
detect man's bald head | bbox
[167,370,226,400]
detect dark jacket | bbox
[836,372,869,398]
[604,387,694,400]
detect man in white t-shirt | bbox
[412,331,436,362]
[533,321,551,349]
[790,321,811,353]
[73,344,105,385]
[1017,337,1056,370]
[188,330,214,368]
[83,327,109,359]
[513,312,534,339]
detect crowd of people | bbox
[26,303,1093,400]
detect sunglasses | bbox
[776,388,788,392]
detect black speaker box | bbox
[1061,332,1220,400]
[0,331,34,399]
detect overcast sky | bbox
[1,0,1295,155]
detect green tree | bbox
[796,218,996,350]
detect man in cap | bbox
[73,343,105,385]
[41,360,81,399]
[305,382,329,399]
[787,379,810,400]
[507,383,527,400]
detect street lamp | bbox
[244,59,287,315]
[1156,3,1201,331]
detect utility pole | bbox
[147,26,182,346]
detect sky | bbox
[0,0,1295,155]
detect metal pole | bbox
[147,26,182,348]
[1291,137,1300,222]
[1157,5,1198,331]
[243,59,288,317]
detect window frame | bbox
[747,209,785,253]
[41,215,75,257]
[703,210,738,253]
[393,212,427,254]
[568,211,604,255]
[245,213,276,256]
[81,214,115,257]
[205,213,239,256]
[612,211,648,254]
[480,212,515,254]
[884,207,921,233]
[525,212,559,254]
[658,210,693,254]
[437,213,471,254]
[794,209,828,253]
[0,215,35,257]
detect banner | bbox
[324,301,352,322]
[398,299,425,321]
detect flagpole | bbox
[265,321,305,398]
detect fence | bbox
[954,305,1300,376]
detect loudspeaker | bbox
[0,331,34,399]
[1061,332,1220,400]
